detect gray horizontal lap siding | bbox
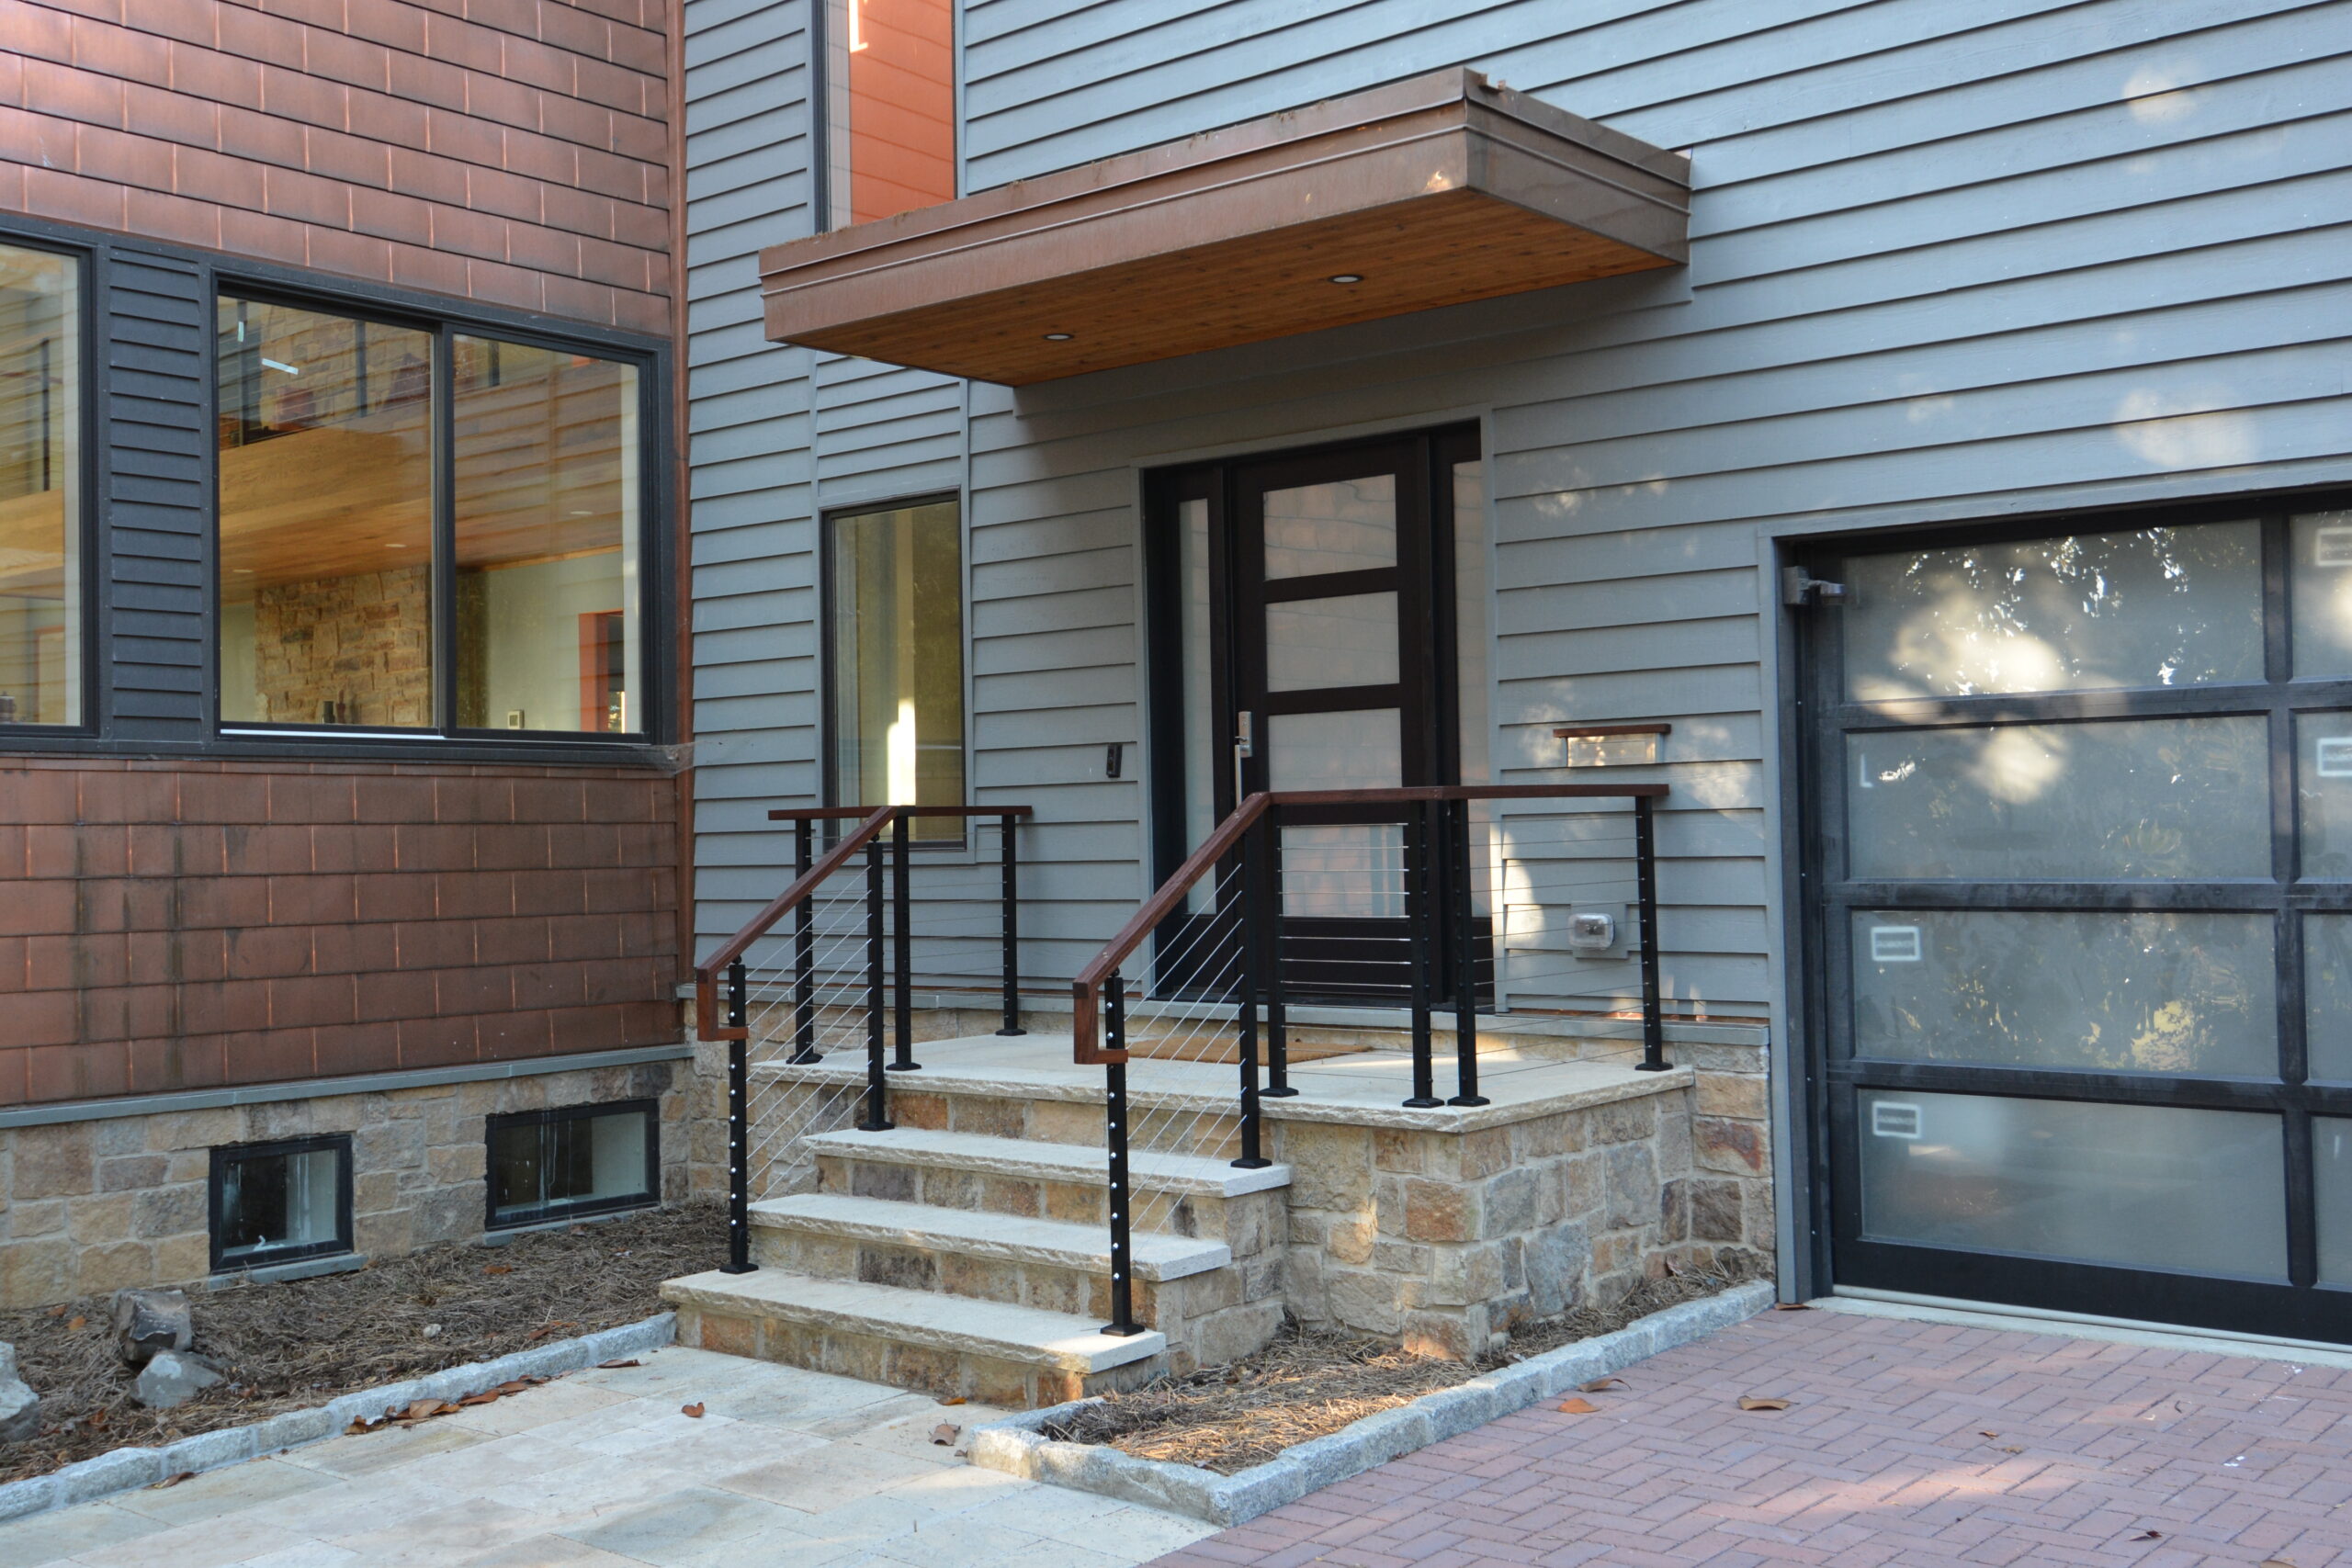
[684,0,2352,1017]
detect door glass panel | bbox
[2302,915,2352,1080]
[2318,1117,2352,1287]
[1179,498,1216,914]
[1262,474,1395,579]
[1858,1089,2287,1280]
[2290,512,2352,677]
[1846,716,2268,880]
[1267,592,1398,692]
[2297,713,2352,878]
[0,243,80,729]
[1851,910,2275,1075]
[1282,824,1405,918]
[1842,523,2262,700]
[1267,708,1401,791]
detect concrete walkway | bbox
[1146,1308,2352,1568]
[0,1348,1214,1568]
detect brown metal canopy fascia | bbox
[758,69,1690,385]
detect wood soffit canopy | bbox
[757,69,1691,385]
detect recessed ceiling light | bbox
[1329,274,1363,285]
[1043,332,1073,342]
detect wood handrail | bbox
[695,805,896,1038]
[1069,782,1670,1065]
[765,806,1039,820]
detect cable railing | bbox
[695,804,1035,1274]
[1071,783,1670,1336]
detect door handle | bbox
[1233,710,1254,802]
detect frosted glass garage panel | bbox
[1845,716,2268,880]
[2319,1118,2352,1287]
[2290,513,2352,677]
[2302,916,2352,1081]
[1858,1090,2286,1280]
[1850,910,2275,1076]
[2296,714,2352,878]
[1842,523,2262,700]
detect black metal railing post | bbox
[1260,802,1294,1098]
[996,810,1025,1035]
[1101,973,1140,1335]
[1448,796,1488,1107]
[722,958,754,1273]
[1403,798,1442,1108]
[889,813,918,1071]
[1634,793,1668,1072]
[1232,816,1271,1168]
[789,818,819,1064]
[860,836,894,1127]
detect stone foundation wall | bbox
[0,1057,690,1307]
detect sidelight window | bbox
[826,498,966,840]
[215,295,650,739]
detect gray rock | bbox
[0,1343,39,1443]
[133,1349,221,1410]
[113,1289,194,1367]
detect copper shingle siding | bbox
[0,758,681,1107]
[0,0,672,333]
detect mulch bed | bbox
[1044,1255,1770,1474]
[0,1202,719,1484]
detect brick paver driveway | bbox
[1150,1307,2352,1568]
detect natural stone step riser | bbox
[814,1151,1283,1250]
[752,1229,1170,1328]
[750,1080,1246,1162]
[672,1301,1164,1407]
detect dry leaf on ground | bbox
[681,1403,705,1418]
[1737,1396,1792,1412]
[1772,1303,1810,1312]
[930,1423,961,1445]
[66,1316,85,1331]
[482,1265,512,1276]
[523,1322,581,1343]
[149,1472,196,1489]
[597,1359,641,1370]
[1578,1378,1625,1393]
[1555,1397,1600,1415]
[937,1395,967,1406]
[2132,1529,2162,1540]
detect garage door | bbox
[1804,505,2352,1343]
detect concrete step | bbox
[662,1268,1168,1407]
[749,1191,1230,1281]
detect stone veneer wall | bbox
[253,566,432,728]
[0,1056,688,1306]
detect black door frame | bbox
[1792,486,2352,1344]
[1143,423,1479,1002]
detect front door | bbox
[1803,502,2352,1344]
[1147,425,1481,1002]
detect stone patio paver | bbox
[1144,1309,2352,1568]
[0,1348,1216,1568]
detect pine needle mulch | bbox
[1044,1258,1769,1474]
[0,1202,718,1484]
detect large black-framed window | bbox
[215,290,655,743]
[486,1098,660,1229]
[1799,491,2352,1345]
[209,1134,355,1272]
[0,233,91,736]
[820,492,967,843]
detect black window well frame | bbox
[208,1133,356,1273]
[0,211,675,765]
[483,1097,661,1231]
[818,490,970,849]
[1791,481,2352,1346]
[0,221,101,738]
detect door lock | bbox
[1234,711,1255,759]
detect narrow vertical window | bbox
[0,244,80,728]
[453,336,643,734]
[216,298,435,728]
[829,499,964,840]
[827,0,956,226]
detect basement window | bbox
[209,1135,354,1272]
[486,1100,658,1230]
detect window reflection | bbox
[1842,524,2262,701]
[830,501,965,840]
[217,298,435,728]
[0,245,80,728]
[453,337,641,734]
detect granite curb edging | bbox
[968,1281,1775,1527]
[0,1312,678,1523]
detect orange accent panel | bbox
[848,0,955,223]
